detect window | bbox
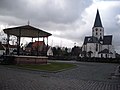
[96,44,98,51]
[100,33,101,35]
[96,32,98,35]
[100,29,101,31]
[96,28,98,31]
[105,54,107,58]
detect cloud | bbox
[0,0,93,44]
[0,0,92,25]
[116,15,120,25]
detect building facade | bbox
[25,41,47,55]
[80,9,116,58]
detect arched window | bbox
[105,54,107,58]
[96,28,98,31]
[96,44,98,51]
[96,32,98,35]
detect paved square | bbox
[0,61,120,90]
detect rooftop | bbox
[93,9,103,27]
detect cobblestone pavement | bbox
[0,62,120,90]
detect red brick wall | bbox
[15,56,47,64]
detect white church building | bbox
[80,9,116,58]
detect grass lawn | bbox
[13,62,76,72]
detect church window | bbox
[96,44,98,51]
[96,28,98,31]
[105,54,107,58]
[96,32,98,35]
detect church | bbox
[80,9,116,58]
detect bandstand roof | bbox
[3,25,52,38]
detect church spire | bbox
[93,9,103,27]
[92,9,104,40]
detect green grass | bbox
[14,62,76,72]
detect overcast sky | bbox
[0,0,120,53]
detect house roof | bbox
[83,36,99,45]
[26,42,33,48]
[93,9,103,27]
[32,41,45,47]
[3,25,52,38]
[10,45,17,48]
[103,35,112,45]
[26,41,45,49]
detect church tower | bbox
[92,9,104,41]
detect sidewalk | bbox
[0,62,120,90]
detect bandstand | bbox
[3,25,52,64]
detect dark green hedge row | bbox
[1,56,16,65]
[77,57,120,63]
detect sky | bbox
[0,0,120,53]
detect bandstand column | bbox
[46,37,48,56]
[17,29,21,56]
[43,37,45,55]
[31,37,33,55]
[37,31,39,56]
[47,37,48,48]
[6,34,10,55]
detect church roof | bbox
[83,35,112,45]
[98,49,113,54]
[103,35,112,45]
[93,9,103,27]
[98,49,109,54]
[87,51,93,53]
[83,36,99,45]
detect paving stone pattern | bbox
[0,62,120,90]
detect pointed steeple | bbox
[93,9,103,27]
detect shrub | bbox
[1,55,15,65]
